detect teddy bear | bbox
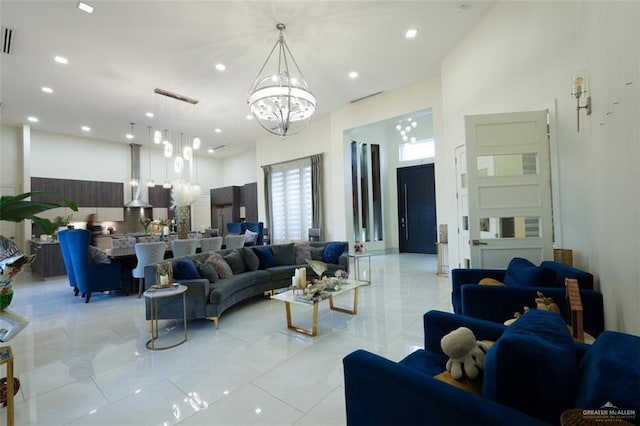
[440,327,490,380]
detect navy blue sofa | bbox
[451,258,605,336]
[343,310,640,426]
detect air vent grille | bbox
[2,27,13,54]
[350,91,384,104]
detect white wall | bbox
[222,149,257,187]
[440,1,640,334]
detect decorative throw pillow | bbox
[194,260,218,283]
[479,278,505,286]
[242,247,260,271]
[294,243,312,265]
[309,247,324,261]
[88,246,111,264]
[272,243,295,266]
[252,246,276,269]
[323,242,346,264]
[206,253,233,279]
[223,249,246,274]
[243,229,258,244]
[173,257,200,280]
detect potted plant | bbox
[0,191,77,338]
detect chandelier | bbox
[247,23,316,138]
[151,88,200,184]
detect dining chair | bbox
[132,242,166,297]
[308,227,322,242]
[224,234,245,249]
[170,238,198,257]
[199,236,223,253]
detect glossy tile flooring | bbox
[4,253,452,425]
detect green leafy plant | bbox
[52,214,74,229]
[0,191,78,234]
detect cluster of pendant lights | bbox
[396,118,418,143]
[152,88,200,181]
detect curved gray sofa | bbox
[143,241,349,328]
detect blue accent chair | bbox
[60,229,131,303]
[57,229,78,296]
[226,222,264,246]
[343,310,640,426]
[451,258,605,336]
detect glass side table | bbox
[348,252,371,285]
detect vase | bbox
[175,206,190,239]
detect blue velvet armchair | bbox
[59,229,131,302]
[343,310,640,426]
[57,229,78,296]
[226,222,264,245]
[451,258,605,337]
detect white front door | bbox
[465,110,553,268]
[454,145,470,268]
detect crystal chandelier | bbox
[247,23,316,138]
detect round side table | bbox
[143,284,188,350]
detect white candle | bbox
[160,275,169,286]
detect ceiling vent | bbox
[2,27,14,55]
[350,91,384,104]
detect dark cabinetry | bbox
[31,177,123,207]
[148,185,171,208]
[210,183,258,233]
[30,241,67,278]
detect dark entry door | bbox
[397,164,437,254]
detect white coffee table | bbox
[143,284,188,350]
[270,279,367,337]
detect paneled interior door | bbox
[465,110,553,268]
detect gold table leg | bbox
[284,301,319,337]
[329,287,359,314]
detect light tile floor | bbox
[3,253,452,425]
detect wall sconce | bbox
[572,71,592,132]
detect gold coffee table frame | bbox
[143,284,188,350]
[272,280,366,337]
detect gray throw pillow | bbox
[310,247,324,261]
[223,249,246,274]
[242,247,260,271]
[294,243,311,265]
[88,246,111,264]
[272,243,295,265]
[206,253,233,279]
[194,260,218,283]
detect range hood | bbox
[124,143,153,208]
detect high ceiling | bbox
[0,0,494,158]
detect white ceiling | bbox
[0,0,494,158]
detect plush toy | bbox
[441,327,490,380]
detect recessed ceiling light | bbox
[41,87,53,94]
[145,112,154,118]
[348,71,359,79]
[81,126,91,131]
[214,128,222,133]
[405,29,418,39]
[215,63,226,71]
[54,56,68,64]
[27,116,39,123]
[246,115,253,120]
[208,148,215,153]
[77,1,94,14]
[125,133,134,140]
